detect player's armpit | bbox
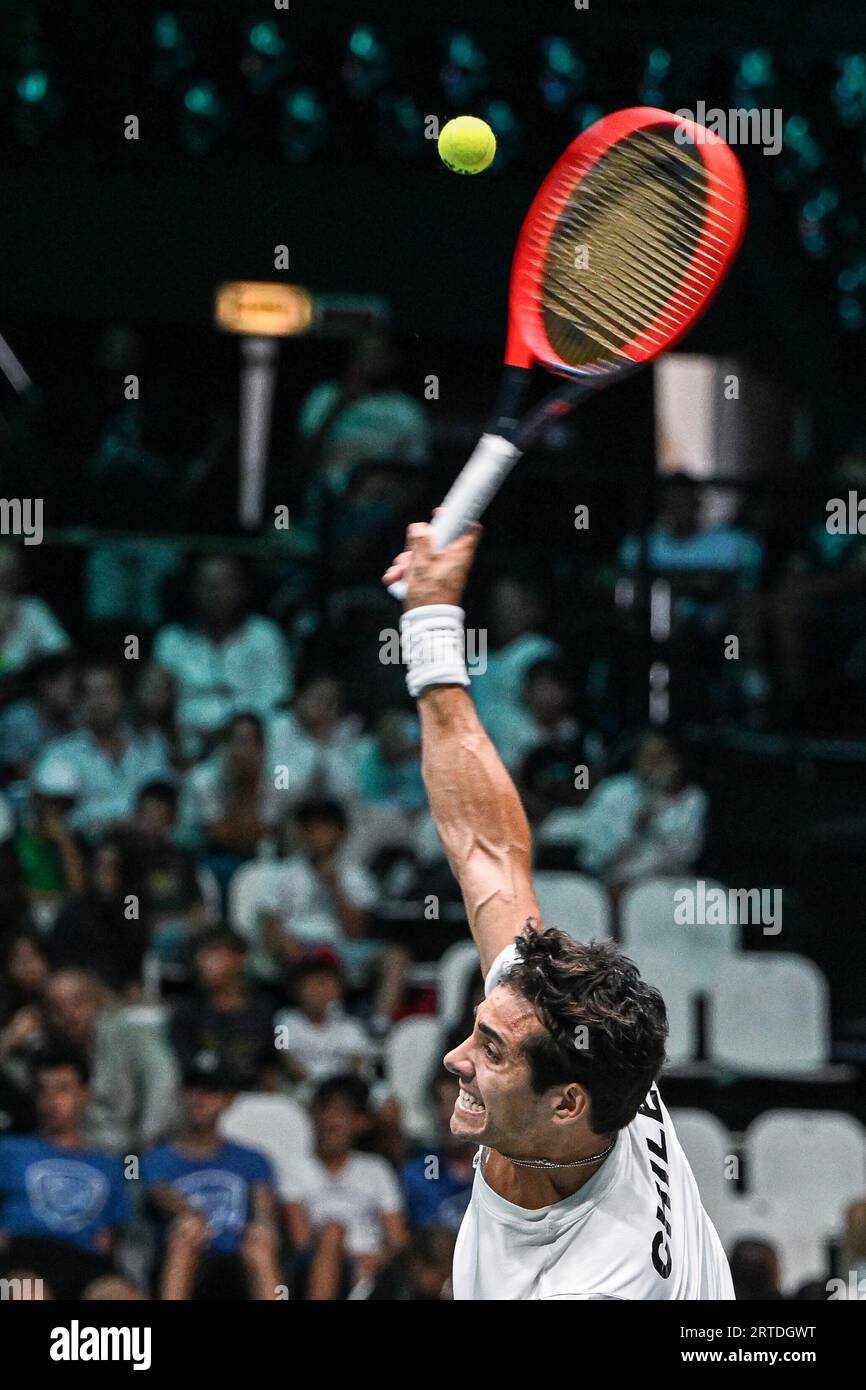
[419,685,540,977]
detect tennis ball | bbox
[438,116,496,174]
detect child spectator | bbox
[281,1075,407,1298]
[169,929,276,1092]
[274,952,370,1096]
[126,781,207,960]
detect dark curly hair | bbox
[504,924,668,1135]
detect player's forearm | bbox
[419,686,536,974]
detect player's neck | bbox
[485,1140,614,1207]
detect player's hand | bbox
[382,521,482,609]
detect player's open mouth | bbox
[457,1087,486,1114]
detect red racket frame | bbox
[504,106,748,377]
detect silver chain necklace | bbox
[500,1138,616,1170]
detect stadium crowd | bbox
[1,332,865,1300]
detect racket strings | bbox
[536,127,737,367]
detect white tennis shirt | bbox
[452,945,734,1301]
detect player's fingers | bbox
[382,550,411,583]
[405,521,434,558]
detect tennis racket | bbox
[387,105,747,599]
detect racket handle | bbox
[387,433,522,600]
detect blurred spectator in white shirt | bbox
[37,663,172,839]
[153,556,292,757]
[0,544,70,680]
[538,730,707,888]
[281,1074,407,1296]
[297,331,431,494]
[258,798,408,1029]
[260,799,378,966]
[267,675,362,808]
[274,952,370,1097]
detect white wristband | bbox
[400,604,470,698]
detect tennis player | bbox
[384,522,734,1301]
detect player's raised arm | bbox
[383,523,540,977]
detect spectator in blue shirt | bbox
[400,1069,474,1232]
[0,1052,128,1296]
[142,1061,281,1299]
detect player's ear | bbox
[554,1081,588,1123]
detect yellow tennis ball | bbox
[438,116,496,174]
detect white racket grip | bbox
[387,433,522,600]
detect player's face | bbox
[443,986,556,1150]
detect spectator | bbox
[537,729,707,888]
[153,556,293,756]
[0,930,52,1028]
[43,970,180,1153]
[617,473,763,625]
[51,838,149,993]
[132,663,184,771]
[10,757,87,929]
[281,1075,408,1298]
[179,713,283,869]
[267,675,362,809]
[483,658,603,775]
[367,1225,455,1301]
[472,576,559,728]
[728,1238,784,1301]
[274,952,370,1095]
[355,710,425,815]
[125,781,207,960]
[400,1069,474,1232]
[0,652,77,777]
[259,798,406,1026]
[297,330,431,495]
[142,1060,280,1301]
[0,1053,128,1298]
[169,929,276,1092]
[0,544,70,682]
[0,932,53,1128]
[35,661,172,838]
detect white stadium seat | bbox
[669,1108,740,1245]
[384,1015,443,1144]
[620,877,739,991]
[746,1110,866,1291]
[630,950,698,1067]
[533,871,612,941]
[437,940,483,1032]
[706,953,830,1075]
[219,1092,313,1191]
